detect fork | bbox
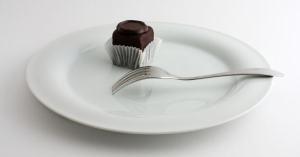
[112,66,283,94]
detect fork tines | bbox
[112,66,151,94]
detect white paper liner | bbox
[105,37,162,69]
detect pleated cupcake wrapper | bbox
[105,38,162,69]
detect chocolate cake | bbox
[106,20,161,69]
[112,20,154,50]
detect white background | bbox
[0,0,299,156]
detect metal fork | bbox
[112,66,283,94]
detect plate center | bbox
[67,39,237,117]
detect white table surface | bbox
[1,0,299,156]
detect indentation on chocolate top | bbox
[117,20,149,34]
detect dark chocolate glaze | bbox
[112,20,154,50]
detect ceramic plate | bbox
[26,22,272,134]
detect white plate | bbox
[26,22,272,134]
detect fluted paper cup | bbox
[105,38,162,69]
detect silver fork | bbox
[112,66,283,94]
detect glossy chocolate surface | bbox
[112,20,154,50]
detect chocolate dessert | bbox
[112,20,154,50]
[106,20,161,69]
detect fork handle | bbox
[172,68,284,80]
